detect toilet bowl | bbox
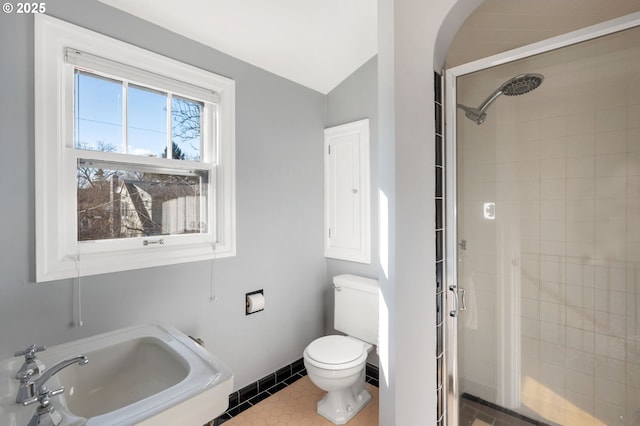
[303,335,373,424]
[303,274,379,424]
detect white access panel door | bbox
[324,119,370,263]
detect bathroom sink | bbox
[57,336,190,419]
[0,323,233,426]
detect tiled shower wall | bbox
[456,26,640,425]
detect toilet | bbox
[303,274,378,424]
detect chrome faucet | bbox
[23,385,66,426]
[14,344,47,378]
[16,354,88,404]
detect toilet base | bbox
[315,371,372,424]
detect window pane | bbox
[75,71,123,152]
[77,162,208,241]
[127,85,168,158]
[171,96,202,161]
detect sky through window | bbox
[74,70,202,161]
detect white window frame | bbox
[35,15,236,282]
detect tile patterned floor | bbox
[220,375,379,426]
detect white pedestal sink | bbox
[0,323,233,426]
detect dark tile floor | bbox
[460,394,550,426]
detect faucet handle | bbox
[15,344,47,358]
[23,386,65,426]
[22,385,65,407]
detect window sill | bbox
[37,241,235,282]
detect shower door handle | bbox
[449,286,467,316]
[449,285,459,317]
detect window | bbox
[35,15,235,282]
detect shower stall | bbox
[445,13,640,426]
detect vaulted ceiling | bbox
[98,0,376,94]
[98,0,640,93]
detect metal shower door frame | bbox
[443,12,640,426]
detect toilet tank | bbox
[333,274,379,345]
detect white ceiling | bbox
[98,0,377,94]
[98,0,640,94]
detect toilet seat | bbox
[304,335,368,370]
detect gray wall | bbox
[324,57,379,361]
[325,56,379,281]
[376,1,483,424]
[0,0,326,391]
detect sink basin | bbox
[0,323,233,426]
[58,336,190,419]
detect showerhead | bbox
[499,73,544,96]
[457,73,544,125]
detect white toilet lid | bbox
[305,335,365,364]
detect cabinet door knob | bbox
[353,189,358,194]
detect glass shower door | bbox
[449,23,640,426]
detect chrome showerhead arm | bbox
[456,103,486,125]
[476,89,504,115]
